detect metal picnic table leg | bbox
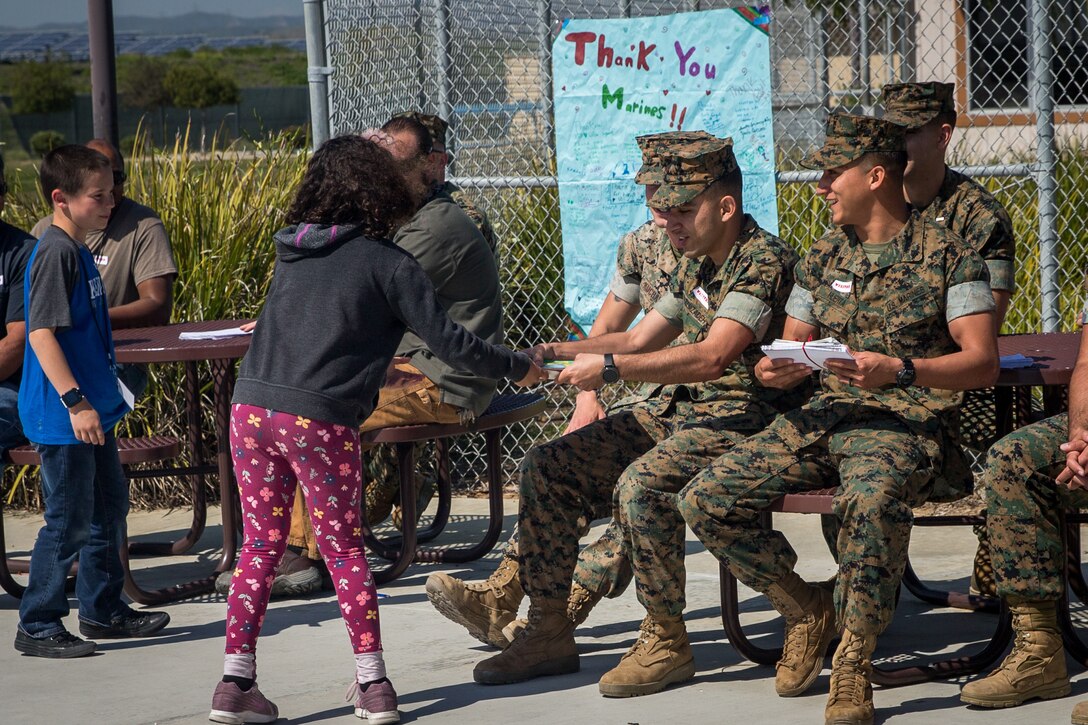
[127,361,208,557]
[414,428,505,564]
[719,510,1013,687]
[122,359,238,605]
[414,438,453,544]
[363,442,419,584]
[0,499,26,598]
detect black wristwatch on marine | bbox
[601,353,621,384]
[895,358,916,388]
[60,387,86,409]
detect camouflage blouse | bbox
[786,213,994,427]
[609,220,680,313]
[620,215,801,422]
[916,166,1016,292]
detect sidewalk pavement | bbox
[1,497,1085,725]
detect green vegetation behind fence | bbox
[2,136,1085,508]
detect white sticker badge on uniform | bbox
[832,280,853,295]
[94,255,109,267]
[693,286,710,309]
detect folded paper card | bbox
[761,337,855,371]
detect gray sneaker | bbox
[347,678,399,724]
[209,680,279,724]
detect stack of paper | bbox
[761,337,854,371]
[179,327,253,341]
[999,353,1035,369]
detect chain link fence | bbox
[314,0,1087,486]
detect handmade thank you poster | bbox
[553,6,776,333]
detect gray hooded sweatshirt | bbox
[232,223,530,427]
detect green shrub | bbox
[29,130,65,157]
[8,56,75,114]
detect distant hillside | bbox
[0,11,304,39]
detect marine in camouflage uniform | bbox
[496,216,680,596]
[896,82,1017,596]
[958,288,1088,710]
[819,82,1019,582]
[424,134,698,653]
[473,136,803,696]
[678,114,997,722]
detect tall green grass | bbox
[3,127,307,507]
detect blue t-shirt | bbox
[18,227,127,444]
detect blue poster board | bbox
[552,7,776,333]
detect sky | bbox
[1,1,303,28]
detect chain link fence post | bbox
[1030,0,1059,332]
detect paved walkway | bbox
[1,498,1085,724]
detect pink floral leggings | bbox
[224,404,381,656]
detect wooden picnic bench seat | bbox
[0,435,182,599]
[360,392,546,584]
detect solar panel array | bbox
[0,31,306,62]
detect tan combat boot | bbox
[501,580,605,643]
[960,599,1070,708]
[425,555,523,649]
[473,598,579,684]
[764,571,838,697]
[824,629,876,725]
[598,613,696,697]
[1072,699,1088,724]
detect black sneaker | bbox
[14,629,97,658]
[79,610,170,639]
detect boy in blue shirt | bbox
[14,145,169,659]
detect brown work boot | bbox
[598,613,695,697]
[426,556,523,649]
[502,580,605,643]
[473,599,578,684]
[567,581,604,626]
[960,600,1070,708]
[968,524,998,598]
[824,629,876,725]
[764,572,838,697]
[214,549,322,598]
[1072,699,1088,724]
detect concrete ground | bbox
[1,497,1085,725]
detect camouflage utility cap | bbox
[801,113,904,170]
[635,130,714,185]
[882,82,955,128]
[646,136,737,210]
[392,111,450,148]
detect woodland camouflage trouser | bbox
[679,405,940,636]
[983,413,1088,601]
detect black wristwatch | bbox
[895,358,916,388]
[601,353,621,384]
[60,387,85,409]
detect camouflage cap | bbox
[634,130,714,185]
[643,136,737,211]
[881,82,956,128]
[391,111,450,148]
[800,113,905,170]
